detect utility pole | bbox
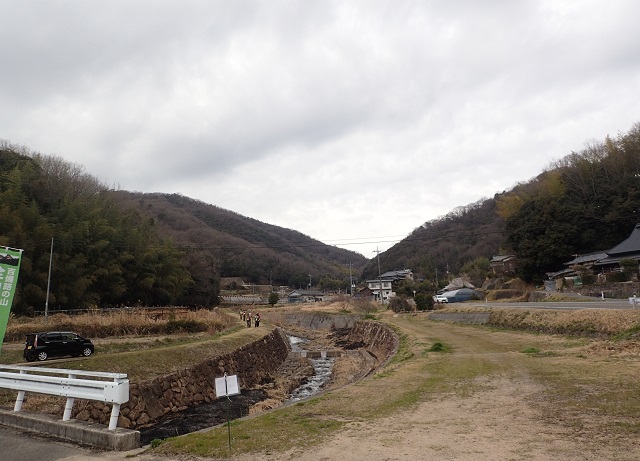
[45,237,53,323]
[374,248,383,304]
[348,262,354,296]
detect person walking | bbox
[246,312,252,328]
[254,312,260,327]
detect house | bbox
[365,278,394,303]
[379,269,414,281]
[594,223,640,272]
[366,269,414,303]
[546,251,609,284]
[566,252,609,271]
[287,289,326,303]
[545,224,640,289]
[489,255,517,275]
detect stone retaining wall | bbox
[347,320,398,366]
[265,312,398,367]
[69,315,398,430]
[72,328,291,429]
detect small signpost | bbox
[215,373,240,450]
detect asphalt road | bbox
[0,425,155,461]
[0,425,100,461]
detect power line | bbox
[31,229,505,253]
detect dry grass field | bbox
[3,307,236,342]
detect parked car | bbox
[23,331,94,362]
[433,294,449,303]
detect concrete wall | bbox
[428,312,491,325]
[72,328,291,429]
[263,312,360,330]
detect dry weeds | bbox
[4,308,236,342]
[440,305,640,337]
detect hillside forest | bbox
[2,122,640,314]
[0,142,365,315]
[363,122,640,285]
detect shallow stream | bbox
[288,335,335,401]
[139,334,335,444]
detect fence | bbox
[0,365,129,430]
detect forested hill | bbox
[361,197,504,283]
[363,122,640,284]
[112,191,367,289]
[0,142,365,314]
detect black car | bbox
[23,331,94,362]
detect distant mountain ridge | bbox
[112,191,367,288]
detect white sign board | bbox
[215,374,240,398]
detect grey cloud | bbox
[2,0,639,256]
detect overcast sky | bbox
[2,1,639,258]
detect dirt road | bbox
[227,313,640,461]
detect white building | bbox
[366,269,413,303]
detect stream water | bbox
[288,335,335,401]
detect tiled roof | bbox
[565,252,608,266]
[490,255,515,263]
[607,223,640,255]
[378,269,413,280]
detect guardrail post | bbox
[107,377,127,430]
[62,373,76,421]
[13,369,27,412]
[108,403,121,431]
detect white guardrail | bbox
[0,365,129,430]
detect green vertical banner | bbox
[0,246,23,351]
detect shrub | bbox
[414,293,433,311]
[165,319,207,334]
[389,297,411,313]
[608,272,630,283]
